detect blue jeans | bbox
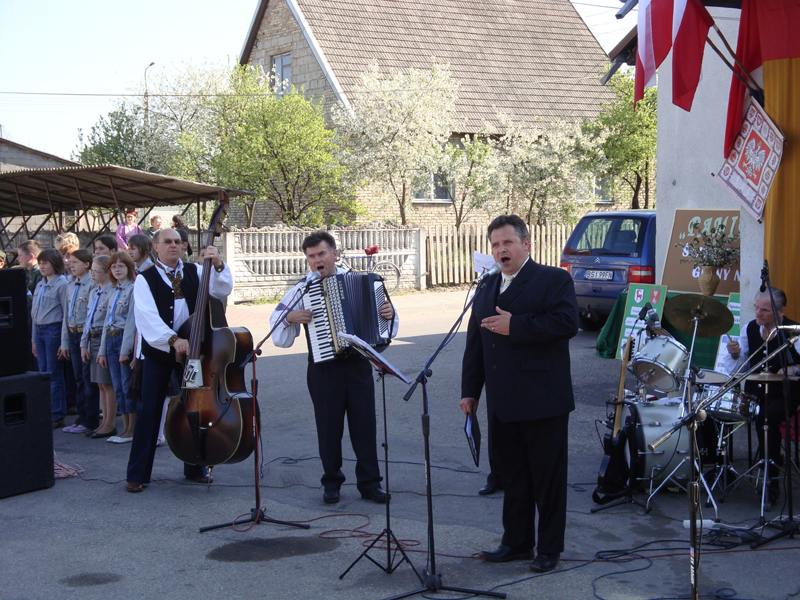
[106,333,137,414]
[34,322,65,420]
[68,331,99,428]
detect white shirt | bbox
[721,321,800,376]
[133,259,233,353]
[270,267,399,348]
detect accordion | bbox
[302,272,392,363]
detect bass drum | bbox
[620,401,716,487]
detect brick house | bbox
[237,0,614,228]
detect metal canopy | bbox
[0,164,251,219]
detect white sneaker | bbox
[108,436,133,444]
[156,436,166,447]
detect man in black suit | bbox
[460,215,578,573]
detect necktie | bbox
[162,266,183,299]
[107,287,122,325]
[86,289,102,327]
[500,274,513,294]
[68,283,81,324]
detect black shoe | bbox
[529,553,560,573]
[89,427,117,439]
[323,489,340,504]
[481,544,534,563]
[479,480,502,496]
[52,418,65,430]
[360,487,389,503]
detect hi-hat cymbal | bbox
[663,293,734,338]
[745,372,800,382]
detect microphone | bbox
[475,263,502,284]
[777,325,800,335]
[304,270,322,289]
[638,302,652,321]
[646,306,661,331]
[760,260,768,293]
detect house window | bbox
[577,176,611,204]
[272,53,291,96]
[414,170,451,202]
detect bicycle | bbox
[338,245,402,295]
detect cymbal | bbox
[663,293,734,338]
[745,372,800,382]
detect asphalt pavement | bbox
[2,289,799,600]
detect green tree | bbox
[331,62,460,225]
[588,69,657,209]
[210,65,358,226]
[74,104,150,169]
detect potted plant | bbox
[675,223,741,296]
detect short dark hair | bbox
[487,215,529,242]
[95,235,118,252]
[302,230,337,253]
[17,240,41,257]
[757,288,787,310]
[70,248,93,266]
[127,234,152,257]
[37,248,65,275]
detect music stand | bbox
[337,333,422,582]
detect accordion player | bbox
[302,272,393,363]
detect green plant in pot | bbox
[675,224,741,296]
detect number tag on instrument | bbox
[183,359,204,389]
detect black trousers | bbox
[306,354,381,492]
[756,390,800,475]
[492,413,569,554]
[126,359,206,484]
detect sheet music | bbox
[338,332,411,384]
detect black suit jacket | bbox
[461,259,579,422]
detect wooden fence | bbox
[426,222,575,286]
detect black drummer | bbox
[722,288,800,504]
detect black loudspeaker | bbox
[0,269,29,378]
[0,372,54,499]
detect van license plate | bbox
[586,270,613,280]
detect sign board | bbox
[661,209,741,295]
[616,284,669,360]
[714,293,741,373]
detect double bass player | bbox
[125,228,233,493]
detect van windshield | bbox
[564,216,647,257]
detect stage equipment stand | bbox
[390,279,506,600]
[591,412,648,513]
[751,261,800,548]
[200,278,319,534]
[338,334,422,582]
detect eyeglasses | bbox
[159,239,182,245]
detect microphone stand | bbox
[199,278,317,533]
[751,261,799,548]
[386,277,505,600]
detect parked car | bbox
[560,210,657,331]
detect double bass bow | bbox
[165,196,259,466]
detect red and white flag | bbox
[671,0,715,111]
[635,0,714,111]
[634,0,674,107]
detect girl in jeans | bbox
[31,248,68,428]
[99,252,137,444]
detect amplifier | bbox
[0,372,54,499]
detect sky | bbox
[0,0,637,161]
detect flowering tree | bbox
[499,116,604,229]
[331,62,460,225]
[441,131,504,232]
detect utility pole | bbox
[144,61,155,171]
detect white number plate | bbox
[585,270,613,281]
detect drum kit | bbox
[608,292,783,515]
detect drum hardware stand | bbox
[393,280,505,600]
[340,362,422,582]
[199,283,320,534]
[707,420,747,500]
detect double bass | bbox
[165,197,259,466]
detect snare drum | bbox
[620,402,716,486]
[696,387,759,422]
[630,335,690,392]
